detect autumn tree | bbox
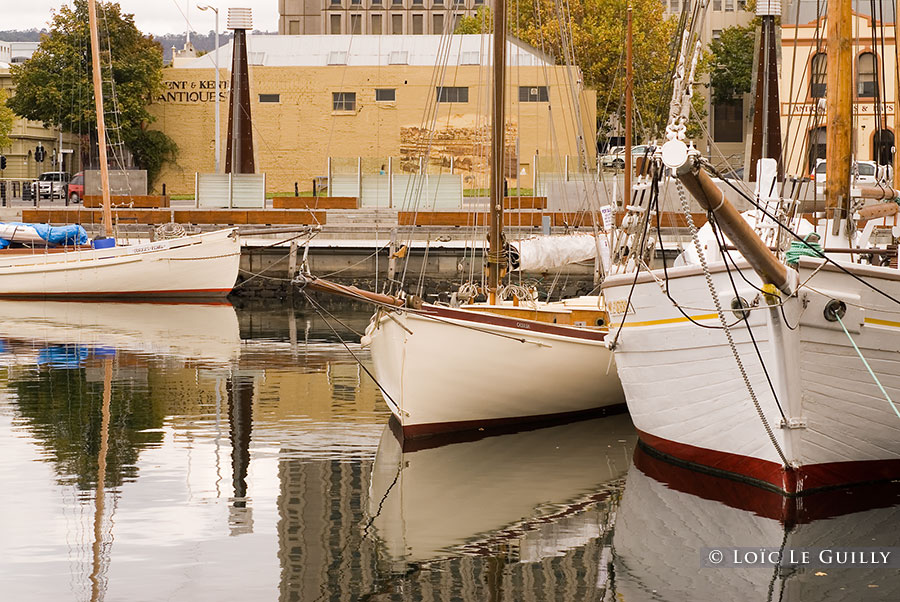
[456,0,678,142]
[707,24,755,104]
[0,89,14,151]
[7,0,176,185]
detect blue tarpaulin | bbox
[0,222,88,248]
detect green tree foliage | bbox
[455,6,492,34]
[11,362,164,490]
[7,1,176,184]
[707,24,755,104]
[456,0,678,141]
[0,89,15,150]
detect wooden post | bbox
[87,0,112,238]
[288,240,299,278]
[826,0,852,225]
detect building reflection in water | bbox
[275,414,636,601]
[227,373,255,536]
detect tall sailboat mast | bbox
[624,5,633,200]
[825,0,852,228]
[87,0,113,238]
[488,0,507,303]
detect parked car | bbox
[34,171,70,200]
[67,171,84,204]
[601,145,651,169]
[814,159,879,193]
[600,146,625,168]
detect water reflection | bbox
[4,299,899,601]
[369,415,636,568]
[613,447,900,601]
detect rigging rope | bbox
[784,232,824,267]
[675,180,790,466]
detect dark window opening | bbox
[713,100,743,143]
[376,88,396,102]
[519,86,549,102]
[873,129,894,166]
[810,53,826,98]
[437,86,468,103]
[333,92,356,111]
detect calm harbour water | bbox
[0,299,897,601]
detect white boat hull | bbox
[602,257,900,493]
[0,228,240,297]
[366,304,625,438]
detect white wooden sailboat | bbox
[602,1,900,494]
[302,0,624,439]
[0,0,240,298]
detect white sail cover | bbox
[0,223,44,243]
[509,233,611,272]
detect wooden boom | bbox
[676,160,792,294]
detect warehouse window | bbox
[258,94,280,103]
[376,88,396,102]
[519,86,549,102]
[333,92,356,111]
[350,13,362,34]
[437,86,468,103]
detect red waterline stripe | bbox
[399,403,628,447]
[637,429,900,495]
[633,444,900,526]
[0,288,232,298]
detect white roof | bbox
[177,34,556,69]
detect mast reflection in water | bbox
[0,300,897,600]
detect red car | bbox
[67,171,84,204]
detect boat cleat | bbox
[779,417,808,429]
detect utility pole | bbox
[198,4,221,173]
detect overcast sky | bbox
[5,1,279,35]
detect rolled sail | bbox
[508,233,611,272]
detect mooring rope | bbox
[834,313,900,419]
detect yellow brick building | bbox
[781,6,898,177]
[149,34,597,195]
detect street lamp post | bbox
[198,4,220,174]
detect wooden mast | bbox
[87,0,113,238]
[624,5,633,201]
[487,0,507,303]
[825,0,852,226]
[895,0,900,190]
